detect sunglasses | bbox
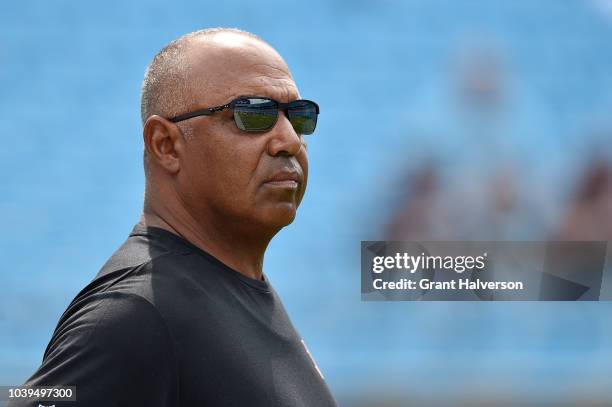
[168,96,320,135]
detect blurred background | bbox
[2,0,612,405]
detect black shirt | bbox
[11,224,337,407]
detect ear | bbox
[143,115,184,174]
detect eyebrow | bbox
[235,94,299,101]
[236,84,300,103]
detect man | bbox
[11,28,337,406]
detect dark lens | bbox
[233,98,278,131]
[287,100,318,135]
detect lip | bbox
[265,180,299,189]
[264,170,302,189]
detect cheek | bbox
[299,148,309,187]
[198,136,264,199]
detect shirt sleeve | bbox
[7,292,179,407]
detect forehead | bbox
[185,33,300,105]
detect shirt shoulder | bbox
[15,291,179,407]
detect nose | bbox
[267,111,303,157]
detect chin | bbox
[259,203,298,229]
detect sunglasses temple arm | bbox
[169,108,215,123]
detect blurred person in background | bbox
[385,41,563,241]
[556,148,612,240]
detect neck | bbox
[140,200,273,281]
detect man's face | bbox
[176,34,309,232]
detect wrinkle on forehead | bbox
[234,75,299,101]
[248,63,293,79]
